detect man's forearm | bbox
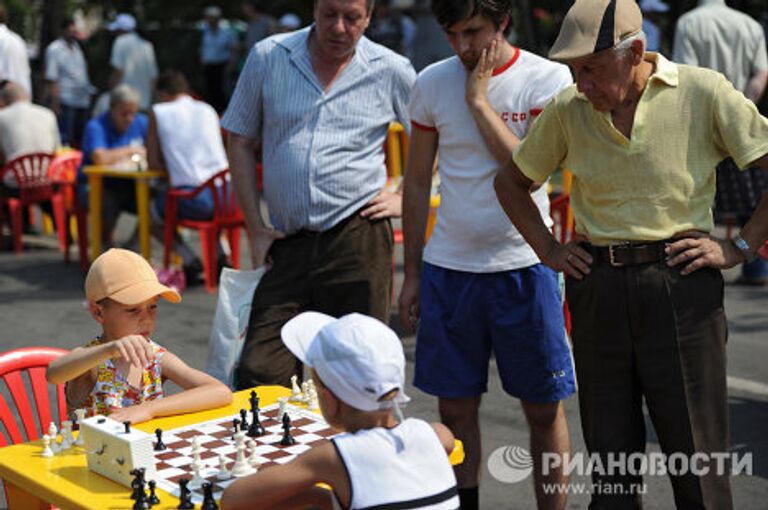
[402,173,432,278]
[739,153,768,251]
[745,70,768,104]
[468,99,521,167]
[227,134,264,236]
[494,162,558,259]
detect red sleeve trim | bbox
[492,47,521,76]
[530,108,543,117]
[411,120,437,132]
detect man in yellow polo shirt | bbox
[494,0,768,508]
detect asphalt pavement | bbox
[1,216,767,509]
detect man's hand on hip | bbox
[543,240,593,280]
[250,227,285,269]
[665,231,744,275]
[360,190,402,220]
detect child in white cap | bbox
[221,312,459,510]
[46,248,232,423]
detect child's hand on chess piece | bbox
[109,334,155,368]
[109,403,155,424]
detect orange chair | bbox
[0,346,68,447]
[48,151,89,271]
[0,153,62,254]
[549,193,572,333]
[163,169,246,292]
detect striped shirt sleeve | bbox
[221,44,266,140]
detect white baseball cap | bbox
[278,13,301,30]
[282,312,410,412]
[639,0,669,13]
[108,13,136,32]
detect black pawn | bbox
[123,420,132,434]
[147,480,160,506]
[154,428,167,451]
[280,413,296,446]
[177,478,194,510]
[201,481,219,510]
[239,408,249,431]
[232,418,240,439]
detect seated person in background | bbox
[78,84,148,245]
[46,248,232,423]
[221,312,459,510]
[0,80,61,189]
[147,69,230,281]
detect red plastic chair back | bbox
[0,347,68,447]
[48,152,83,203]
[0,153,55,204]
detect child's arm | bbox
[220,442,349,510]
[431,422,457,456]
[46,335,154,384]
[109,350,232,424]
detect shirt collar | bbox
[277,24,378,67]
[645,52,678,87]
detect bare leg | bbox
[521,400,570,510]
[439,396,482,489]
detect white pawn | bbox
[73,409,86,446]
[41,434,54,458]
[60,421,73,450]
[191,436,202,464]
[48,422,60,454]
[216,453,231,480]
[307,387,319,411]
[231,443,254,478]
[278,397,289,421]
[247,440,260,469]
[290,375,301,398]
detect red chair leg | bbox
[199,226,219,293]
[9,199,24,254]
[51,195,68,257]
[229,227,241,269]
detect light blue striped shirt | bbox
[222,26,416,234]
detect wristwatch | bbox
[732,234,758,262]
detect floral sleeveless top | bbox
[70,337,166,418]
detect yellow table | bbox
[84,165,166,261]
[0,387,464,509]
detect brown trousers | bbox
[235,213,393,389]
[566,259,731,509]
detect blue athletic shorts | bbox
[414,262,576,402]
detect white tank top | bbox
[152,95,228,188]
[332,418,459,510]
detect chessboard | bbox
[153,403,336,505]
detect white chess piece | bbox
[233,430,247,450]
[231,443,254,477]
[41,434,54,458]
[301,381,309,399]
[247,439,260,470]
[47,422,59,453]
[308,387,319,411]
[60,420,73,450]
[278,397,289,420]
[191,436,202,464]
[290,375,301,397]
[216,453,231,480]
[189,459,205,489]
[73,409,86,446]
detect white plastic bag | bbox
[205,266,265,388]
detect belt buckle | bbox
[608,243,628,267]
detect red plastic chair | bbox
[0,347,68,447]
[47,151,89,271]
[0,153,62,254]
[549,193,572,333]
[163,169,245,292]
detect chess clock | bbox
[80,415,157,486]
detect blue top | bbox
[221,26,416,234]
[79,111,148,182]
[201,25,238,64]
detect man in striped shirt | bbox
[222,0,416,389]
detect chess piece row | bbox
[41,409,87,458]
[288,376,319,410]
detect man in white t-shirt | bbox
[147,70,229,279]
[0,6,30,96]
[398,1,575,508]
[44,18,93,147]
[108,13,158,111]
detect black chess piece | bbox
[123,420,132,434]
[201,481,219,510]
[177,478,194,510]
[239,408,249,431]
[248,393,265,437]
[280,413,296,446]
[147,480,160,505]
[154,428,167,451]
[130,468,146,500]
[132,488,150,510]
[232,418,241,439]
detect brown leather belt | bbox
[585,241,670,267]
